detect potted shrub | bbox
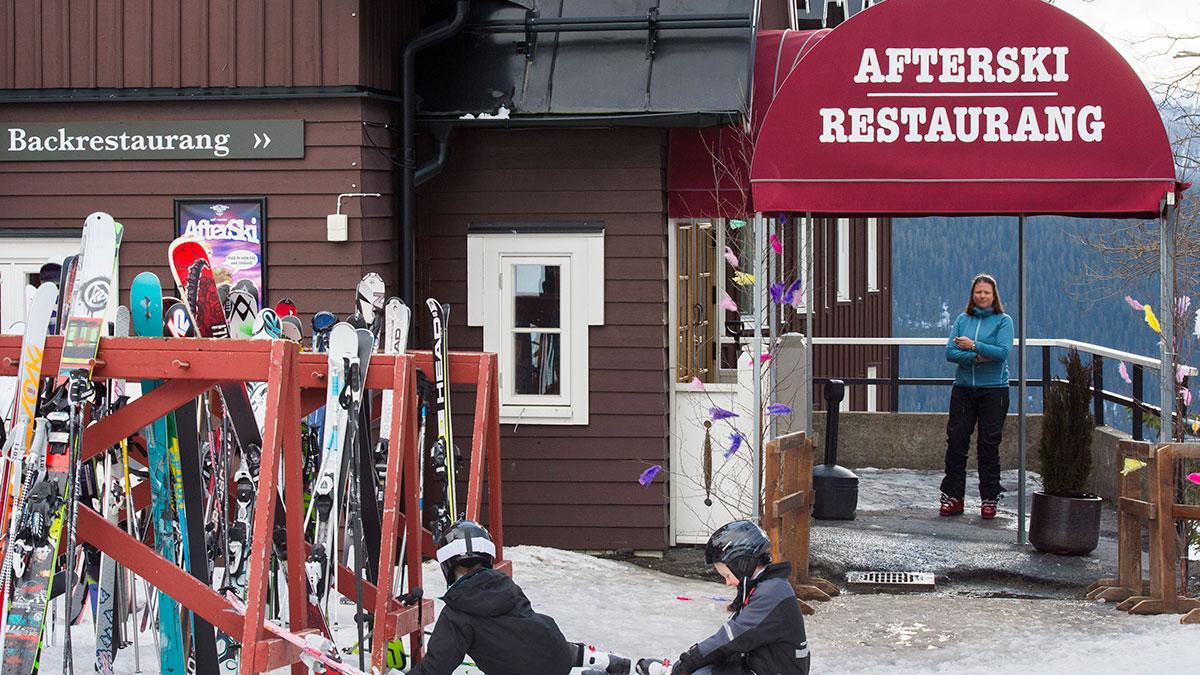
[1029,348,1103,555]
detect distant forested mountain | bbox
[890,214,1168,431]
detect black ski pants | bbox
[940,385,1009,501]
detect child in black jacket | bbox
[410,520,631,675]
[637,520,811,675]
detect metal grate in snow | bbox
[846,570,936,590]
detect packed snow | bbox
[27,543,1200,673]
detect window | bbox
[866,365,878,412]
[793,215,810,312]
[467,228,603,425]
[836,217,851,302]
[866,217,879,292]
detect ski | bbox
[376,299,411,502]
[0,280,58,608]
[57,212,120,675]
[304,323,357,618]
[426,299,458,536]
[130,272,188,675]
[342,326,374,670]
[224,289,258,340]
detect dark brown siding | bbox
[758,0,793,30]
[0,98,399,311]
[417,128,669,550]
[0,0,414,91]
[793,217,894,411]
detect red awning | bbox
[668,29,830,218]
[749,0,1178,218]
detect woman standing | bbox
[940,274,1014,520]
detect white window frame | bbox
[836,217,851,302]
[467,231,603,425]
[866,217,879,292]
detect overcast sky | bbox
[1051,0,1200,86]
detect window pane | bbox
[514,331,561,395]
[514,264,561,328]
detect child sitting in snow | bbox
[636,520,811,675]
[409,519,632,675]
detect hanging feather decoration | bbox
[770,234,782,254]
[724,246,739,269]
[760,353,772,364]
[766,403,793,416]
[1186,472,1200,486]
[724,431,743,459]
[770,282,784,304]
[1143,305,1161,333]
[710,406,739,421]
[1120,458,1147,476]
[732,271,755,287]
[1178,296,1192,317]
[782,279,802,306]
[1182,387,1192,407]
[638,464,663,486]
[1118,361,1132,384]
[720,291,738,312]
[729,219,748,230]
[1125,295,1143,311]
[690,376,705,391]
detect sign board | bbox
[1,120,303,161]
[175,198,267,305]
[749,0,1176,217]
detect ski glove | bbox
[672,646,704,674]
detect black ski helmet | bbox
[435,520,497,584]
[705,520,771,580]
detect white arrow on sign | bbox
[252,132,273,149]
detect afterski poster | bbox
[174,198,266,304]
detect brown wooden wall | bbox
[758,0,794,30]
[0,97,399,313]
[0,0,414,91]
[417,128,670,550]
[800,216,894,411]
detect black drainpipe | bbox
[401,0,470,306]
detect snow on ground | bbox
[29,543,1200,673]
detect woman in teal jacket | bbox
[940,274,1013,520]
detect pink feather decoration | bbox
[1118,361,1132,384]
[1182,388,1193,407]
[724,246,739,269]
[690,376,705,391]
[770,234,782,254]
[760,353,772,364]
[1186,472,1200,486]
[1124,295,1143,311]
[720,291,738,313]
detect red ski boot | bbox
[939,493,964,516]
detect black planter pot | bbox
[1028,491,1103,555]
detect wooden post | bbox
[762,432,837,613]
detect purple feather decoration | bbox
[781,279,802,305]
[769,282,784,304]
[724,432,743,459]
[710,406,739,421]
[779,213,788,226]
[766,403,793,416]
[638,464,663,486]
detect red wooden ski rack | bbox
[0,336,506,674]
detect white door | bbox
[0,236,84,415]
[0,237,81,333]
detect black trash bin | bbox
[813,380,859,520]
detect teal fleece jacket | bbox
[945,307,1013,388]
